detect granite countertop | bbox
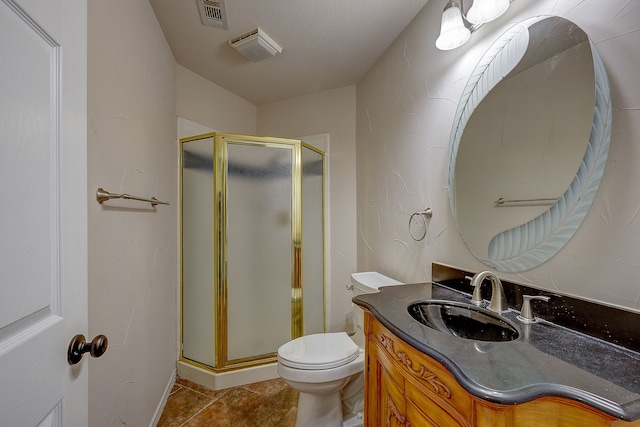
[353,282,640,422]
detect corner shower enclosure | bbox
[180,132,325,372]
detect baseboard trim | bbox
[149,368,177,427]
[177,360,278,391]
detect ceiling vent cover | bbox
[197,0,228,30]
[229,28,283,62]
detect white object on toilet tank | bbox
[348,272,403,349]
[350,271,403,295]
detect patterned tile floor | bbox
[158,377,298,427]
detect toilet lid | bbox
[278,332,359,370]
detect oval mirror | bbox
[448,16,611,272]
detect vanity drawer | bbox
[407,394,470,427]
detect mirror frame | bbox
[448,16,612,272]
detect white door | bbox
[0,0,88,425]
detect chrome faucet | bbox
[469,271,508,313]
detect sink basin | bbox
[408,300,519,342]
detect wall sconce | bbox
[435,0,510,50]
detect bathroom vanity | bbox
[354,280,640,427]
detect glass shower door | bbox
[224,141,295,362]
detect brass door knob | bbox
[67,334,108,365]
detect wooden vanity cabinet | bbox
[364,312,640,427]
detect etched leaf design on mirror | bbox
[449,16,611,272]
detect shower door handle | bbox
[67,334,109,365]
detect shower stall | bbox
[179,132,325,374]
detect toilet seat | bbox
[278,332,359,370]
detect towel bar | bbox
[96,187,170,207]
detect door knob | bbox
[67,334,108,365]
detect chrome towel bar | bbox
[96,187,170,207]
[494,197,556,207]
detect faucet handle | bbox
[517,295,550,324]
[466,275,484,306]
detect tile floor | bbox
[157,377,298,427]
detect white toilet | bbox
[277,272,403,427]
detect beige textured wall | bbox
[87,0,178,425]
[258,86,358,331]
[356,0,640,312]
[177,64,257,135]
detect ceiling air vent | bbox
[197,0,228,30]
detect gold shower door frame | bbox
[179,132,326,373]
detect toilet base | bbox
[342,411,364,427]
[279,358,365,427]
[295,390,343,427]
[293,380,365,427]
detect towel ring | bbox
[409,208,433,241]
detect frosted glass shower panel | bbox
[226,143,293,361]
[302,145,325,335]
[180,132,326,372]
[181,137,215,367]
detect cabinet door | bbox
[381,362,409,427]
[366,336,408,427]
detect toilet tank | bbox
[349,272,403,347]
